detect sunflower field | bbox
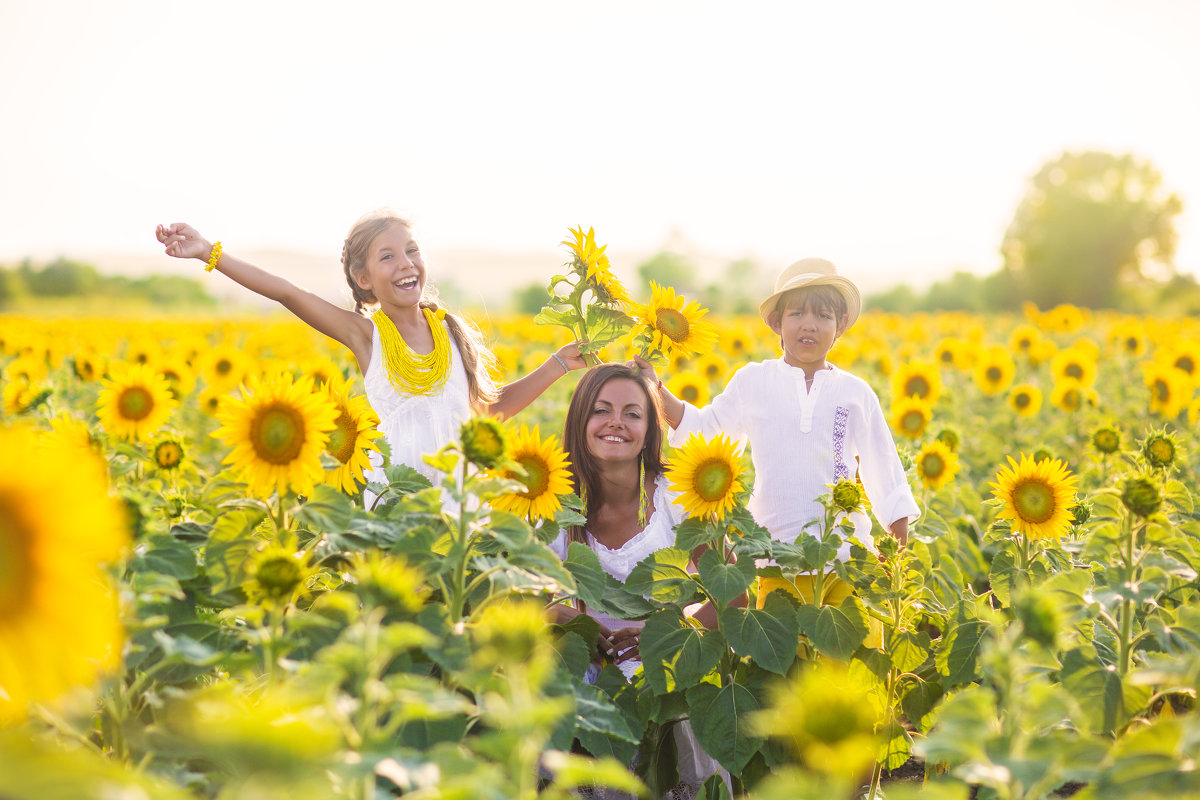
[3,298,1200,800]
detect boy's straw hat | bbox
[758,257,862,329]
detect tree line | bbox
[0,257,216,310]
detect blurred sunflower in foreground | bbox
[0,425,127,724]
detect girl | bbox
[156,210,586,491]
[548,362,724,799]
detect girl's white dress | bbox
[362,316,473,497]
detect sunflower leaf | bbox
[625,548,700,606]
[639,607,725,694]
[292,484,354,533]
[204,508,266,594]
[794,595,869,662]
[564,541,607,608]
[685,681,764,775]
[721,593,799,675]
[696,549,754,610]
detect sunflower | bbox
[695,352,728,385]
[200,345,252,390]
[242,540,318,608]
[668,370,710,407]
[1039,304,1086,334]
[153,437,186,471]
[561,225,609,278]
[1141,429,1181,471]
[0,425,127,723]
[72,351,106,382]
[461,416,509,470]
[666,432,746,520]
[1007,383,1043,418]
[635,282,719,360]
[891,359,942,406]
[1050,380,1086,413]
[1143,363,1191,419]
[1091,425,1121,455]
[1051,347,1097,388]
[890,395,933,439]
[320,375,383,494]
[156,355,197,400]
[721,327,753,358]
[973,346,1015,396]
[490,425,573,522]
[1161,338,1200,385]
[990,454,1079,540]
[1108,321,1146,358]
[933,338,963,369]
[1120,474,1162,518]
[590,264,635,310]
[96,362,179,441]
[935,427,961,452]
[2,380,44,417]
[916,439,960,491]
[1008,324,1041,356]
[213,372,339,498]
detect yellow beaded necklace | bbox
[373,307,452,396]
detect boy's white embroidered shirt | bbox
[669,359,919,561]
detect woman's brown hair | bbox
[562,363,666,547]
[341,209,499,406]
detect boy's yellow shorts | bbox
[756,573,883,655]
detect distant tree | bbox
[510,282,549,315]
[0,267,28,308]
[1000,150,1183,308]
[865,283,920,314]
[636,251,698,295]
[26,257,101,296]
[702,257,765,315]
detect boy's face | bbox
[768,291,848,372]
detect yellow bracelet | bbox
[204,241,223,272]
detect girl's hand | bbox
[630,355,659,386]
[156,223,214,261]
[609,626,641,664]
[594,621,616,665]
[555,340,590,372]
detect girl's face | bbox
[356,222,426,310]
[585,378,649,464]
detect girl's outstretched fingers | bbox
[556,340,590,372]
[156,223,211,260]
[631,354,659,385]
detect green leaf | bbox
[721,592,800,675]
[674,517,722,552]
[534,306,581,330]
[582,305,635,351]
[554,631,593,680]
[900,679,943,731]
[639,607,725,694]
[625,548,700,606]
[935,610,989,688]
[589,574,659,621]
[132,539,198,580]
[696,549,755,610]
[889,629,933,674]
[383,463,434,495]
[795,595,870,662]
[564,541,607,608]
[686,682,764,775]
[292,483,354,532]
[203,508,265,593]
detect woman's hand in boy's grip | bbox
[156,223,212,261]
[608,627,642,665]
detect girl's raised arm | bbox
[157,223,373,369]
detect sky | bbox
[2,0,1198,296]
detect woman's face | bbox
[585,378,649,464]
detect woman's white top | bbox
[550,474,684,680]
[362,316,473,492]
[669,359,919,562]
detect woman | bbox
[549,363,724,799]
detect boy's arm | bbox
[856,386,921,541]
[157,223,372,367]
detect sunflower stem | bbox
[1118,515,1140,677]
[449,457,471,622]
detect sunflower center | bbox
[1176,356,1195,374]
[905,376,931,398]
[0,498,33,616]
[250,404,307,465]
[986,366,1003,382]
[901,410,926,434]
[1147,439,1175,465]
[921,453,945,479]
[693,458,735,502]
[216,358,234,376]
[254,555,303,599]
[1012,479,1056,524]
[117,386,155,421]
[515,455,550,499]
[1062,389,1081,410]
[1154,379,1170,402]
[655,308,691,343]
[681,384,701,403]
[1065,363,1084,380]
[1014,392,1031,409]
[939,350,954,364]
[326,408,358,464]
[1125,337,1139,352]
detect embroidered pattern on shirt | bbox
[833,405,850,480]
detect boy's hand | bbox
[156,223,213,261]
[630,355,659,385]
[608,626,642,664]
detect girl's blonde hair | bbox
[341,209,499,407]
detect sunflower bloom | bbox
[0,425,127,723]
[1051,347,1097,388]
[1007,383,1043,418]
[590,263,635,310]
[973,346,1016,396]
[668,370,710,407]
[990,454,1079,540]
[490,425,573,522]
[214,372,340,498]
[916,439,960,491]
[96,361,179,441]
[635,282,719,360]
[561,226,609,278]
[321,375,383,494]
[890,395,933,439]
[1050,380,1088,413]
[1143,363,1191,419]
[242,540,318,608]
[891,359,943,406]
[667,432,746,520]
